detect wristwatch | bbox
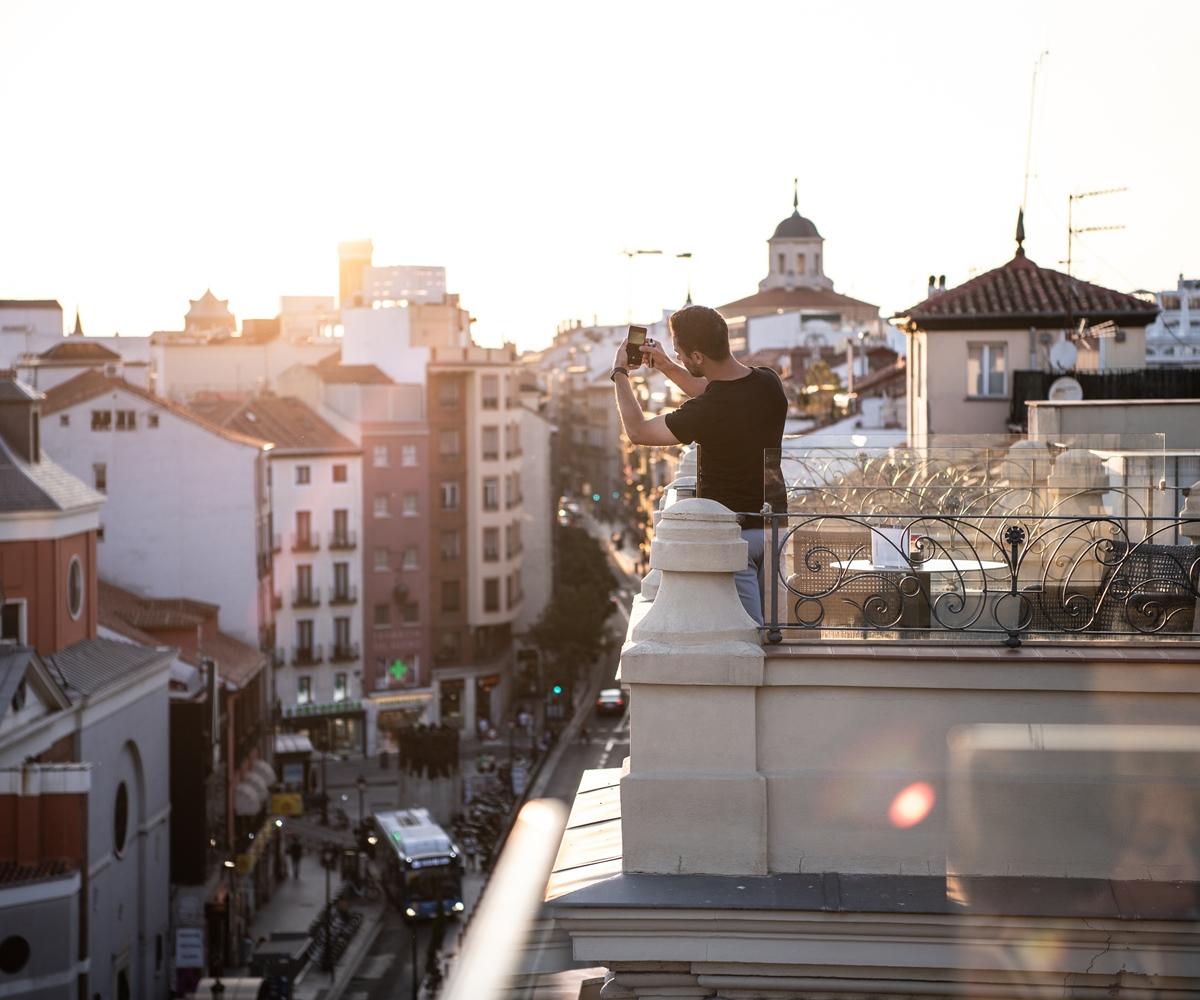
[610,367,629,382]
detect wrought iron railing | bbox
[761,508,1200,645]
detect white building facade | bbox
[40,373,274,648]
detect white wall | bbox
[340,306,430,384]
[41,387,266,645]
[152,338,339,400]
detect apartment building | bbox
[426,346,527,730]
[277,359,432,750]
[39,371,275,649]
[187,393,366,752]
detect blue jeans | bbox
[736,528,766,626]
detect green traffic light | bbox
[552,684,563,695]
[592,493,601,502]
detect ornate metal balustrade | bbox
[762,508,1200,645]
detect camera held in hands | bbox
[626,325,648,368]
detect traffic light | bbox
[592,493,601,502]
[551,684,563,695]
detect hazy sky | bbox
[2,1,1196,351]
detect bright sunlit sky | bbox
[2,1,1196,351]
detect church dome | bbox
[772,209,821,240]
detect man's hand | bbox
[642,339,670,371]
[613,339,646,372]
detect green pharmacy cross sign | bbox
[388,659,410,683]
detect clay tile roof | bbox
[39,340,121,362]
[98,581,266,688]
[187,394,359,453]
[897,253,1160,331]
[41,371,270,449]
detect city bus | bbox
[373,808,465,920]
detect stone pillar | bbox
[1040,447,1112,591]
[640,444,697,603]
[619,498,767,875]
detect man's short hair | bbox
[669,305,730,361]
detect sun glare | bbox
[888,781,936,829]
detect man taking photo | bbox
[611,304,787,624]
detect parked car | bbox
[595,688,626,716]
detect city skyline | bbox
[2,0,1196,350]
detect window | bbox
[332,508,350,544]
[374,493,390,518]
[374,603,391,628]
[93,463,107,493]
[401,444,418,467]
[441,580,461,613]
[295,510,313,545]
[297,676,312,704]
[484,578,500,613]
[113,782,129,855]
[777,252,785,273]
[967,343,1007,397]
[483,527,500,562]
[402,493,418,516]
[59,413,69,427]
[148,413,159,428]
[373,547,390,572]
[67,557,83,620]
[481,374,500,409]
[814,252,820,273]
[1,602,24,644]
[482,426,499,461]
[402,546,418,570]
[438,378,460,409]
[440,481,460,510]
[295,465,311,485]
[796,253,806,275]
[115,409,136,431]
[372,444,390,468]
[297,619,314,650]
[333,562,350,596]
[441,531,460,561]
[332,464,348,482]
[0,934,31,976]
[439,429,460,460]
[334,617,351,648]
[438,631,461,662]
[91,410,112,431]
[401,601,419,623]
[483,477,499,511]
[334,673,348,702]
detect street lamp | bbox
[321,844,339,975]
[355,773,367,829]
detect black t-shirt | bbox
[664,366,788,526]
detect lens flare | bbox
[888,781,935,828]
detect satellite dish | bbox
[1047,376,1084,401]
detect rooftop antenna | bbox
[1021,51,1050,213]
[1064,187,1127,342]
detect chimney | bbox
[0,376,44,464]
[927,275,937,297]
[938,275,946,291]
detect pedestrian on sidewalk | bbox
[288,836,303,879]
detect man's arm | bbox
[613,372,680,446]
[644,340,708,398]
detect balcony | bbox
[291,586,321,608]
[328,641,360,663]
[328,529,356,550]
[271,592,282,611]
[290,644,322,666]
[329,585,358,606]
[536,450,1200,998]
[291,531,320,552]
